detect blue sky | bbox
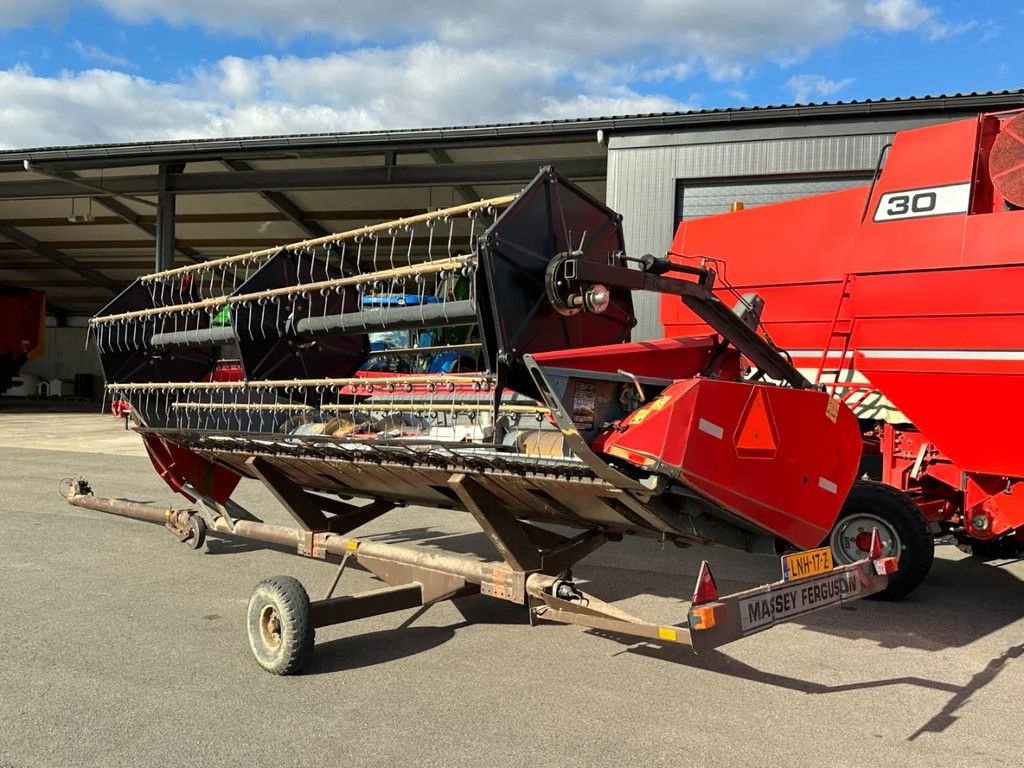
[0,0,1018,149]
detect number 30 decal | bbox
[873,182,970,222]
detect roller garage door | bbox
[675,177,870,223]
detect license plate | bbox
[781,546,834,582]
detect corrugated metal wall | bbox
[676,177,869,221]
[607,123,905,341]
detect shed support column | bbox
[155,163,182,271]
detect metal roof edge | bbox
[2,90,1022,169]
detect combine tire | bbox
[827,480,934,601]
[246,576,314,675]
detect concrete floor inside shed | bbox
[2,409,1024,768]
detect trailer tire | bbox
[246,576,314,675]
[827,480,934,601]
[185,515,206,550]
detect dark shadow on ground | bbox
[307,594,525,675]
[790,547,1024,651]
[309,625,461,674]
[203,534,299,557]
[568,540,1024,653]
[576,628,1024,741]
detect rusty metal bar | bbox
[247,457,330,532]
[530,587,692,646]
[540,530,610,575]
[66,477,896,662]
[450,473,543,572]
[309,584,424,628]
[323,499,396,535]
[67,489,184,526]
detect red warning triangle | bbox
[735,389,777,452]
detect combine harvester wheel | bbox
[828,480,934,600]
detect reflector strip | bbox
[818,477,838,494]
[698,418,724,439]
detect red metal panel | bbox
[142,433,241,504]
[662,114,1024,488]
[665,187,865,297]
[596,379,862,549]
[0,288,45,359]
[529,335,718,379]
[853,361,1024,477]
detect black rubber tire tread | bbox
[186,515,206,550]
[246,575,314,675]
[830,480,934,601]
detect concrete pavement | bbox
[2,416,1024,767]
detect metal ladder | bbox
[814,274,868,404]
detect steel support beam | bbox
[17,167,210,265]
[73,182,204,266]
[449,473,542,572]
[221,159,330,239]
[309,584,424,629]
[0,157,607,199]
[101,194,203,266]
[428,148,483,203]
[155,164,180,271]
[247,456,330,531]
[0,225,118,292]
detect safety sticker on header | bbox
[734,388,778,457]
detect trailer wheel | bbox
[246,576,314,675]
[827,480,934,601]
[185,515,206,550]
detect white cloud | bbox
[925,18,977,42]
[864,0,975,41]
[0,0,963,148]
[1,1,958,64]
[0,0,73,28]
[0,48,693,149]
[786,74,856,103]
[531,92,692,121]
[864,0,932,30]
[638,63,692,83]
[215,56,261,103]
[0,65,371,148]
[70,40,131,68]
[706,61,746,83]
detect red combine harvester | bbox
[0,287,45,394]
[666,109,1024,588]
[68,169,901,675]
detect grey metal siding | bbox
[676,177,870,222]
[607,127,903,341]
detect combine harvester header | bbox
[69,167,898,674]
